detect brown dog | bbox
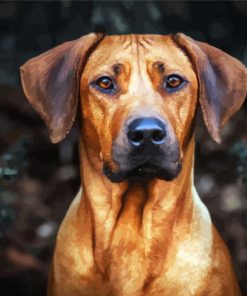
[20,33,246,296]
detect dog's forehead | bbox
[85,34,192,71]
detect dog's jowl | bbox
[20,33,246,296]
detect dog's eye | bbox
[95,76,114,90]
[166,75,184,90]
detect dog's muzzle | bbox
[104,117,182,183]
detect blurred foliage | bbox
[231,141,247,184]
[0,137,30,180]
[0,137,30,238]
[0,200,15,239]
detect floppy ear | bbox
[172,33,247,143]
[20,33,104,143]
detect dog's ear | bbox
[172,33,247,143]
[20,33,104,143]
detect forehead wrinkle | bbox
[131,35,142,78]
[137,35,153,51]
[127,41,155,96]
[119,34,126,43]
[120,35,132,49]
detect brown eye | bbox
[95,76,114,90]
[166,75,184,89]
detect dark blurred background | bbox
[0,1,246,295]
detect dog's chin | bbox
[103,162,182,183]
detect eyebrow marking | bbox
[153,61,165,74]
[113,63,123,75]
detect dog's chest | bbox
[58,189,213,296]
[105,238,212,296]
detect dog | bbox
[20,33,246,296]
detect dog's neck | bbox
[78,136,196,277]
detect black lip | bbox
[103,164,127,183]
[103,162,182,183]
[128,163,161,180]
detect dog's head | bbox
[20,33,246,182]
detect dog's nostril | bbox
[151,130,165,143]
[132,131,144,143]
[128,131,144,145]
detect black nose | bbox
[127,117,166,147]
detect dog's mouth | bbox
[128,163,164,180]
[103,161,182,183]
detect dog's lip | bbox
[103,159,182,183]
[130,163,159,176]
[126,161,181,181]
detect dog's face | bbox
[80,35,198,182]
[20,33,246,183]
